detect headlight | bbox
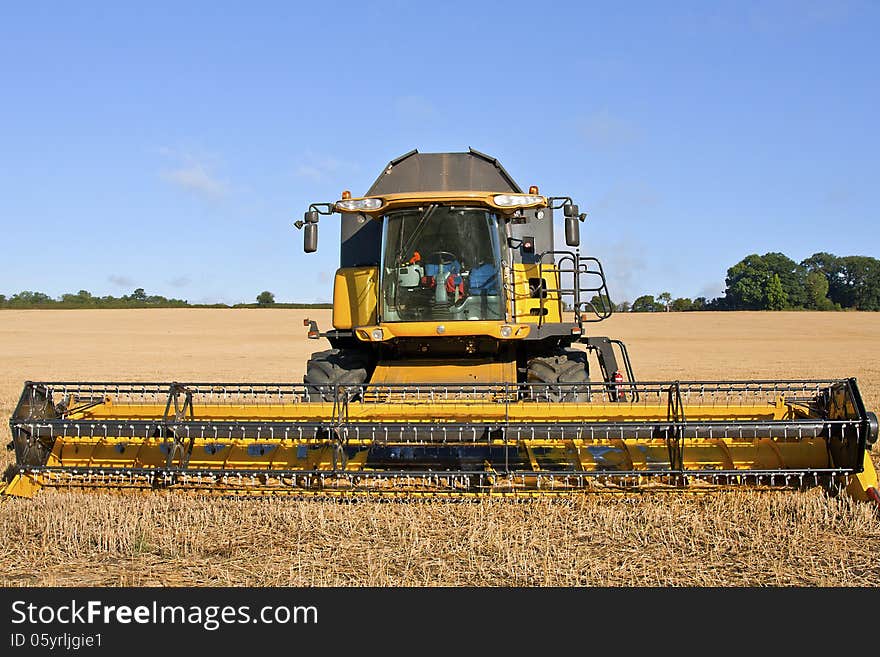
[499,325,513,338]
[336,197,383,212]
[493,194,544,207]
[371,328,384,341]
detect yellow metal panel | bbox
[845,452,879,502]
[336,191,548,216]
[370,358,517,385]
[39,435,840,474]
[0,473,40,498]
[72,400,789,423]
[333,267,378,329]
[509,264,563,324]
[355,321,530,341]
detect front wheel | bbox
[525,349,590,402]
[303,348,370,402]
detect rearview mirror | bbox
[304,223,318,253]
[564,215,580,247]
[563,203,581,247]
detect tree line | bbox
[4,251,878,312]
[605,251,880,312]
[0,288,331,309]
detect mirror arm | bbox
[547,196,573,210]
[309,202,336,216]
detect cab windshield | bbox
[381,206,505,322]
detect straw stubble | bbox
[1,309,877,586]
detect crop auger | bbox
[3,149,878,503]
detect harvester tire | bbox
[526,349,590,402]
[304,349,370,402]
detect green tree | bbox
[691,297,707,310]
[827,256,880,310]
[61,290,95,306]
[765,273,787,310]
[801,252,838,276]
[657,291,672,311]
[761,252,807,307]
[256,291,276,306]
[631,295,662,312]
[9,291,53,306]
[724,253,805,309]
[802,252,842,307]
[131,288,147,302]
[670,297,693,312]
[616,300,631,312]
[725,254,768,309]
[804,271,835,310]
[589,294,613,313]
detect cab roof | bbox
[365,148,523,195]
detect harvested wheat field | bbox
[1,309,878,587]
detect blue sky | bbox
[1,1,877,304]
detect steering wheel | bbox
[428,251,458,266]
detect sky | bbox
[1,1,878,305]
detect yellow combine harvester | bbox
[3,149,878,503]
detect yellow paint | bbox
[845,452,879,502]
[332,267,378,329]
[509,263,563,324]
[355,321,530,341]
[336,191,547,216]
[370,358,517,385]
[71,400,789,423]
[0,474,40,498]
[24,435,843,482]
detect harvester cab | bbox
[2,149,877,503]
[294,147,632,393]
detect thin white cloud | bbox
[294,157,344,182]
[293,152,359,183]
[157,147,229,200]
[161,163,227,199]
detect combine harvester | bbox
[3,149,878,503]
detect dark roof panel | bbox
[365,148,522,195]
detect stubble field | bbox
[1,309,878,586]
